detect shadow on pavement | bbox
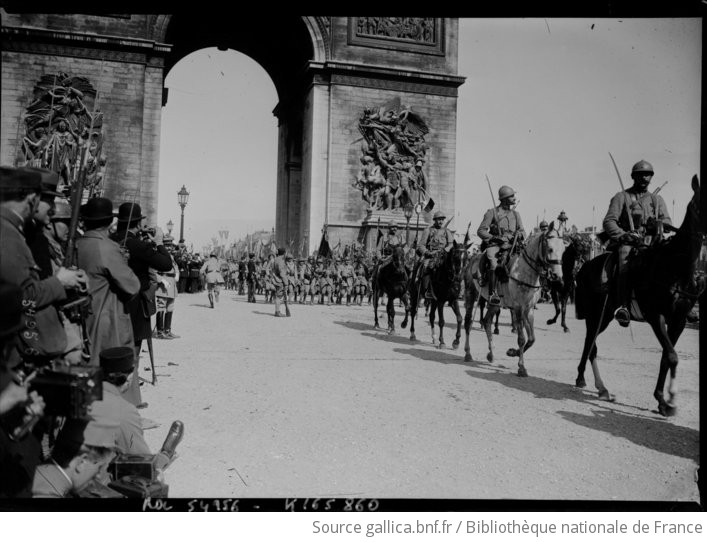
[188,303,213,309]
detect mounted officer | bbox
[417,210,454,300]
[477,185,526,306]
[602,159,671,327]
[376,221,406,272]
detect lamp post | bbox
[403,203,414,246]
[413,201,422,248]
[166,219,174,237]
[177,185,189,242]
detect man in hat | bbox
[154,233,180,339]
[246,252,257,303]
[477,186,526,306]
[200,253,225,308]
[0,166,87,366]
[271,247,290,317]
[417,210,455,300]
[110,202,172,408]
[76,197,140,366]
[87,346,151,455]
[602,159,671,327]
[31,417,119,498]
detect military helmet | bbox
[539,220,548,229]
[498,185,515,200]
[433,211,446,220]
[631,160,654,175]
[388,221,397,229]
[51,200,72,221]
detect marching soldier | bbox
[271,248,290,317]
[200,253,224,308]
[339,256,355,306]
[477,186,526,306]
[602,159,671,326]
[246,252,257,302]
[417,210,455,300]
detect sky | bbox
[157,18,701,250]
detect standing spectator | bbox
[110,202,172,408]
[75,197,140,366]
[154,234,180,339]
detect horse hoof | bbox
[387,329,394,336]
[374,324,380,329]
[517,367,528,377]
[410,334,416,342]
[486,352,494,362]
[575,378,586,388]
[464,352,474,363]
[598,390,615,402]
[452,340,459,350]
[493,329,499,335]
[506,348,519,357]
[563,328,570,333]
[401,322,408,329]
[546,319,553,325]
[437,343,445,350]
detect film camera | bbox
[29,364,103,418]
[108,420,184,498]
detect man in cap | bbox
[0,166,87,366]
[338,256,355,306]
[271,247,290,317]
[477,185,526,306]
[246,252,257,302]
[154,233,180,339]
[110,202,172,408]
[200,253,225,308]
[417,210,455,300]
[76,197,141,366]
[602,159,671,327]
[31,417,119,498]
[87,346,151,455]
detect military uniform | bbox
[417,211,454,299]
[200,256,224,308]
[246,255,257,302]
[339,260,355,305]
[154,254,179,339]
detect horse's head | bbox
[391,245,407,273]
[448,240,466,280]
[525,221,565,284]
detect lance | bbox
[608,152,635,232]
[463,221,472,246]
[374,216,381,254]
[653,180,668,195]
[485,174,500,229]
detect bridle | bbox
[512,232,563,288]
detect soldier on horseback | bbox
[602,159,671,327]
[376,221,406,271]
[477,185,526,307]
[417,210,455,301]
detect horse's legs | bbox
[647,313,682,416]
[508,309,536,357]
[373,289,380,329]
[478,297,486,328]
[482,303,499,362]
[463,294,475,362]
[547,288,560,325]
[436,302,446,349]
[428,301,437,345]
[494,310,501,335]
[386,294,396,335]
[577,294,614,399]
[400,292,410,331]
[451,300,463,350]
[560,291,570,332]
[409,289,418,341]
[514,308,529,377]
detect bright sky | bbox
[157,18,701,249]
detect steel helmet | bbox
[539,220,548,229]
[631,160,654,175]
[51,200,72,221]
[388,221,397,228]
[433,211,446,220]
[498,185,515,200]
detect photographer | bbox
[75,197,141,366]
[0,166,87,367]
[87,346,151,455]
[31,417,119,498]
[110,202,172,408]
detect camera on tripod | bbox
[28,364,103,418]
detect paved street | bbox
[140,289,700,502]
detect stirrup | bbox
[614,307,630,327]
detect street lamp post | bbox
[166,219,174,237]
[177,185,190,242]
[403,203,414,246]
[413,201,422,248]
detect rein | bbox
[511,233,561,289]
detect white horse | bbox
[463,222,565,376]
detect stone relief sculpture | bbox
[19,72,107,197]
[356,17,436,44]
[352,97,430,211]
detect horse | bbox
[545,234,591,332]
[463,223,565,374]
[372,245,411,334]
[409,241,467,348]
[574,175,704,416]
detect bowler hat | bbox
[116,202,146,223]
[80,197,115,221]
[0,166,42,190]
[55,417,119,450]
[18,167,62,197]
[0,280,24,339]
[99,346,135,373]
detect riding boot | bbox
[613,270,631,327]
[153,312,164,339]
[208,292,214,308]
[422,274,436,300]
[274,291,282,316]
[488,271,501,306]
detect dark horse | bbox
[372,245,411,334]
[546,234,591,332]
[574,175,704,416]
[409,241,467,348]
